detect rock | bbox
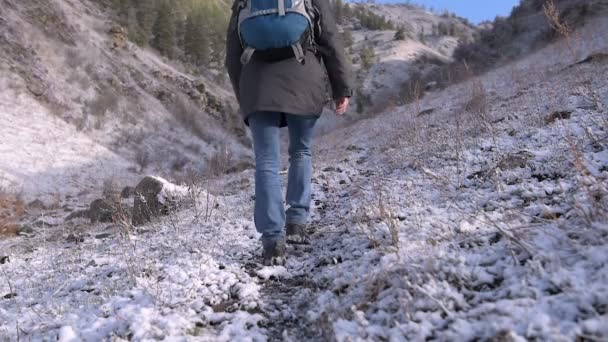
[27,199,47,210]
[65,210,90,222]
[95,233,112,240]
[89,199,117,223]
[26,79,46,97]
[346,145,365,152]
[16,225,34,237]
[121,186,134,199]
[489,329,524,342]
[194,79,206,94]
[0,256,9,264]
[497,151,533,170]
[572,52,608,66]
[417,108,435,116]
[155,89,173,102]
[132,176,190,226]
[187,89,202,101]
[206,93,223,112]
[323,166,343,173]
[109,24,128,49]
[66,233,84,243]
[425,81,438,92]
[545,110,572,124]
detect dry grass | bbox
[353,179,401,251]
[88,86,119,129]
[543,0,573,54]
[206,145,233,177]
[541,0,608,223]
[0,190,25,237]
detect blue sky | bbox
[376,0,521,24]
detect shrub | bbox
[0,189,24,237]
[360,45,376,70]
[355,89,373,114]
[394,27,406,41]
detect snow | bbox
[256,266,289,281]
[150,175,191,205]
[1,7,608,342]
[58,326,78,342]
[0,83,136,203]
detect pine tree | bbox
[134,0,158,44]
[113,0,130,22]
[184,9,210,65]
[127,6,147,46]
[360,45,375,70]
[207,5,229,65]
[152,1,176,58]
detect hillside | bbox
[0,0,249,202]
[317,1,478,131]
[329,0,608,126]
[2,12,607,339]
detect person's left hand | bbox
[335,97,350,115]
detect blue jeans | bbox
[248,112,317,244]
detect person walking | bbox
[225,0,353,266]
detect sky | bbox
[377,0,521,24]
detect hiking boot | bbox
[262,238,286,266]
[286,223,309,244]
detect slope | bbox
[0,0,250,201]
[1,12,607,341]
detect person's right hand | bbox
[335,97,350,115]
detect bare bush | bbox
[169,93,217,142]
[135,149,150,173]
[88,86,119,129]
[102,178,118,200]
[0,189,24,237]
[206,145,233,177]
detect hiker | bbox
[225,0,353,265]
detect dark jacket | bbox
[225,0,353,125]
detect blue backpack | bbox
[237,0,318,64]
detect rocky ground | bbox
[1,16,608,341]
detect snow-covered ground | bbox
[1,16,608,342]
[0,81,137,203]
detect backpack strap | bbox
[240,47,255,65]
[304,0,321,51]
[291,43,305,64]
[278,0,286,16]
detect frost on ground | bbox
[2,19,608,342]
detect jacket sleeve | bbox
[313,0,353,100]
[225,2,243,103]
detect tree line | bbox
[330,0,394,30]
[111,0,229,67]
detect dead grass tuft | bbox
[0,190,25,237]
